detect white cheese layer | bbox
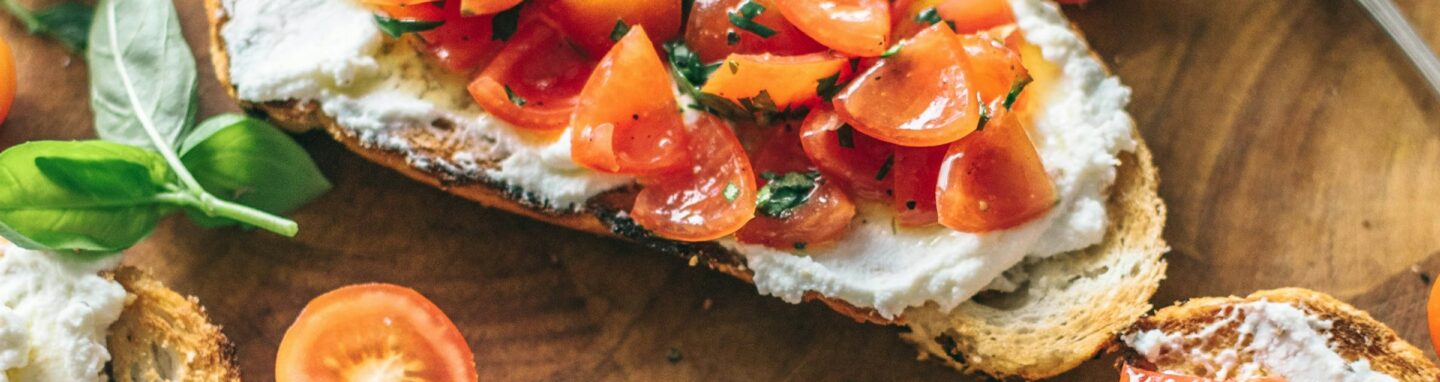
[0,244,127,382]
[221,0,1132,318]
[1123,301,1398,381]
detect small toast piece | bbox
[1120,288,1440,381]
[107,267,242,382]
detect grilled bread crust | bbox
[107,267,243,382]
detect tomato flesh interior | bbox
[772,0,892,57]
[469,22,596,130]
[632,114,758,242]
[937,109,1055,232]
[736,126,856,248]
[684,0,827,62]
[701,52,848,109]
[834,23,981,147]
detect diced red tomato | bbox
[469,23,596,130]
[536,0,682,57]
[459,0,521,16]
[1119,364,1286,382]
[798,107,894,200]
[736,127,856,248]
[377,1,446,20]
[0,34,13,124]
[571,26,688,174]
[959,32,1028,105]
[685,0,827,62]
[632,114,758,242]
[772,0,891,57]
[834,23,980,147]
[936,109,1054,232]
[891,145,946,226]
[937,0,1017,34]
[1428,270,1440,357]
[701,52,847,109]
[399,0,506,73]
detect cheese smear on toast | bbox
[220,0,1133,318]
[0,244,127,382]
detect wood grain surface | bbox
[3,0,1440,380]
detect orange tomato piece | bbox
[469,23,596,130]
[798,107,895,200]
[936,0,1017,34]
[959,32,1028,105]
[736,127,856,248]
[632,114,758,242]
[459,0,521,16]
[276,284,476,382]
[1429,272,1440,358]
[377,1,446,20]
[393,0,505,73]
[536,0,682,57]
[571,26,688,174]
[0,34,13,124]
[701,52,847,108]
[891,145,947,226]
[684,0,826,62]
[834,23,980,147]
[936,109,1055,232]
[772,0,891,57]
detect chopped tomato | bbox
[459,0,521,16]
[1429,272,1440,356]
[536,0,682,57]
[0,35,13,124]
[799,107,895,200]
[276,284,476,382]
[936,109,1054,232]
[469,23,596,130]
[888,0,943,40]
[772,0,891,57]
[632,114,757,242]
[1119,364,1286,382]
[959,32,1028,105]
[891,145,946,226]
[736,127,856,248]
[834,23,980,147]
[377,1,446,20]
[937,0,1017,34]
[685,0,826,62]
[359,0,441,6]
[701,52,847,109]
[393,0,505,73]
[572,26,688,174]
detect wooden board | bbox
[2,0,1440,380]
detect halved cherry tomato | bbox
[891,145,946,226]
[685,0,827,62]
[889,0,944,40]
[459,0,521,16]
[632,114,757,242]
[772,0,891,57]
[959,32,1028,105]
[469,23,596,130]
[386,0,505,73]
[1428,271,1440,356]
[1119,364,1286,382]
[377,1,446,21]
[276,284,476,382]
[834,23,980,147]
[0,35,14,124]
[571,26,688,174]
[701,52,847,108]
[536,0,682,57]
[937,0,1017,34]
[936,109,1054,232]
[736,127,856,248]
[799,107,895,200]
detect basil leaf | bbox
[87,0,199,151]
[0,141,175,253]
[179,114,332,228]
[755,171,819,218]
[33,2,93,51]
[374,16,443,38]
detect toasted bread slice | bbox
[107,266,242,382]
[204,0,1167,378]
[1119,288,1440,381]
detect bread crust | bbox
[1121,288,1440,381]
[204,0,1168,378]
[108,267,243,382]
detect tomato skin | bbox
[936,0,1017,34]
[772,0,891,57]
[834,23,981,147]
[459,0,522,16]
[378,1,446,20]
[395,0,506,73]
[736,127,856,248]
[537,0,682,57]
[571,26,688,174]
[936,109,1054,232]
[276,284,476,382]
[685,0,826,62]
[0,35,14,124]
[701,52,847,108]
[799,107,895,200]
[959,32,1027,105]
[1429,273,1440,357]
[632,114,758,242]
[891,145,947,226]
[468,22,596,130]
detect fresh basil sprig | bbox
[0,0,93,52]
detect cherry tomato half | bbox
[632,114,758,242]
[736,126,856,248]
[571,26,689,174]
[959,32,1028,105]
[936,109,1054,232]
[469,22,596,130]
[937,0,1017,34]
[537,0,682,57]
[0,35,14,124]
[834,23,981,147]
[459,0,522,16]
[276,284,476,382]
[685,0,826,62]
[701,52,847,109]
[891,144,947,226]
[390,0,506,73]
[1428,271,1440,357]
[772,0,891,57]
[799,107,895,200]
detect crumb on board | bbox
[667,348,683,363]
[702,298,713,311]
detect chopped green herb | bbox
[793,242,807,250]
[836,124,855,148]
[723,182,740,202]
[664,40,721,90]
[1002,74,1034,110]
[815,72,843,101]
[728,0,777,38]
[976,97,991,131]
[945,19,957,32]
[905,200,917,210]
[610,19,631,42]
[755,171,820,218]
[373,16,443,38]
[491,3,523,41]
[504,85,526,106]
[727,30,741,45]
[875,154,894,180]
[849,58,861,73]
[915,7,942,25]
[1,0,93,52]
[880,44,903,58]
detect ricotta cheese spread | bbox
[0,244,128,382]
[1122,301,1398,381]
[220,0,1132,317]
